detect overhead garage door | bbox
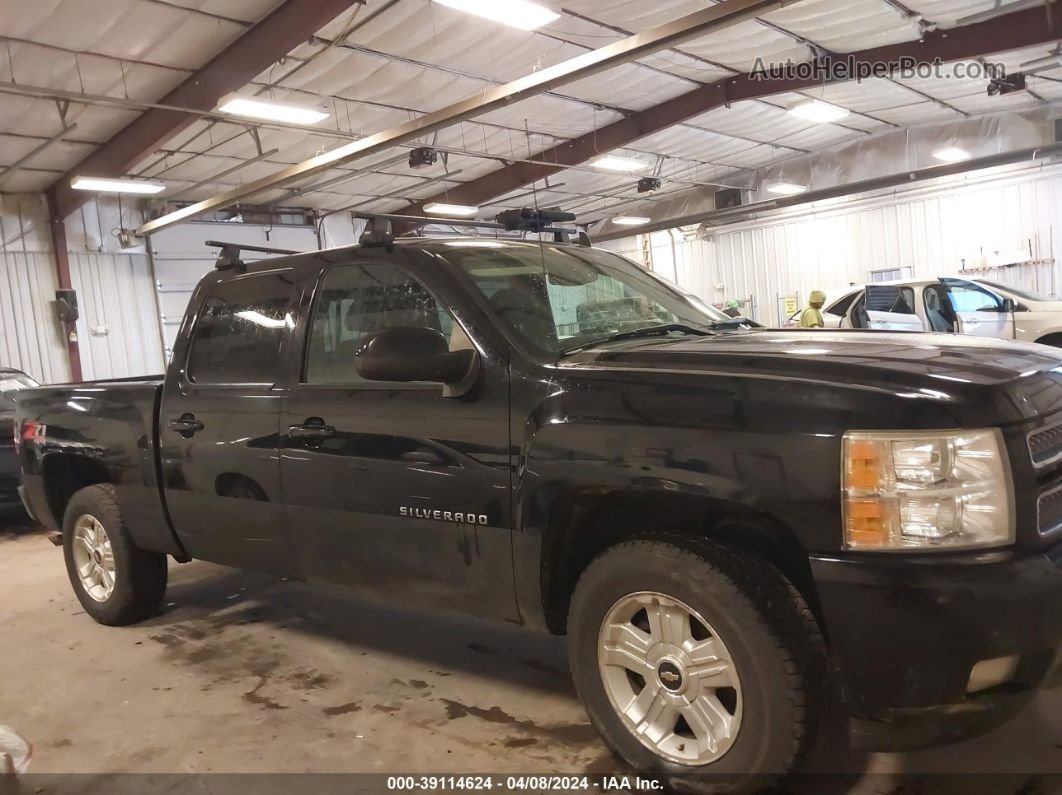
[149,223,319,357]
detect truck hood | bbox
[560,329,1062,389]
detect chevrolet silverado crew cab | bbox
[15,223,1062,792]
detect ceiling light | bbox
[432,0,559,30]
[933,146,971,163]
[765,182,807,195]
[424,202,479,216]
[70,176,165,194]
[217,95,329,125]
[612,216,651,226]
[591,155,647,173]
[787,99,849,124]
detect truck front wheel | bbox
[567,538,826,793]
[62,484,168,626]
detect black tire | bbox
[62,484,168,626]
[567,537,827,794]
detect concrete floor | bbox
[2,521,1060,794]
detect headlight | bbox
[841,429,1013,551]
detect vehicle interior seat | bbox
[924,289,954,332]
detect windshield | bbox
[977,280,1055,303]
[441,242,724,353]
[0,373,38,411]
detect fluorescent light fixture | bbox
[765,181,808,195]
[217,95,329,125]
[70,176,165,194]
[787,99,849,124]
[591,155,647,173]
[933,146,971,163]
[612,216,651,226]
[432,0,559,30]
[424,202,479,216]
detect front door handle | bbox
[168,413,204,438]
[289,418,336,442]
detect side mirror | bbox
[1001,298,1016,313]
[356,326,479,392]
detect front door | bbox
[279,255,517,621]
[159,268,297,574]
[940,278,1012,339]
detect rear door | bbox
[278,251,517,621]
[940,278,1012,339]
[863,284,924,331]
[159,268,297,574]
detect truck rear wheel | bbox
[62,484,168,626]
[567,538,826,794]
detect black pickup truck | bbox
[14,231,1062,791]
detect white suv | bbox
[785,277,1062,346]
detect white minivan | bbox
[786,277,1062,346]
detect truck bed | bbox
[15,377,185,557]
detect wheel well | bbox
[42,454,111,529]
[541,489,825,638]
[1035,332,1062,348]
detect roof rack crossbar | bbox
[351,208,591,245]
[206,240,302,271]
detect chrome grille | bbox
[1028,419,1062,470]
[1037,482,1062,537]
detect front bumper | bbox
[810,541,1062,750]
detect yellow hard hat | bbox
[810,290,827,304]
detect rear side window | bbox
[865,285,915,314]
[826,291,859,317]
[187,272,296,384]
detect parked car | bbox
[0,367,39,513]
[14,232,1062,792]
[787,277,1062,345]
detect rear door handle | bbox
[168,414,204,438]
[289,418,336,441]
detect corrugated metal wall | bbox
[69,252,166,379]
[0,196,69,383]
[0,250,69,383]
[607,161,1062,326]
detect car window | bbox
[304,262,458,385]
[945,281,1004,313]
[977,280,1050,303]
[826,291,859,316]
[187,272,297,384]
[865,285,916,314]
[441,243,715,353]
[0,373,39,411]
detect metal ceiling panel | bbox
[764,0,918,51]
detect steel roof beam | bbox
[135,0,789,235]
[45,0,361,221]
[398,0,1062,218]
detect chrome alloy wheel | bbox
[71,514,116,602]
[597,591,742,766]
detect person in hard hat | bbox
[723,299,742,318]
[800,290,827,328]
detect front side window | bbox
[440,243,719,353]
[826,291,860,317]
[945,281,1004,313]
[304,263,458,384]
[187,272,296,384]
